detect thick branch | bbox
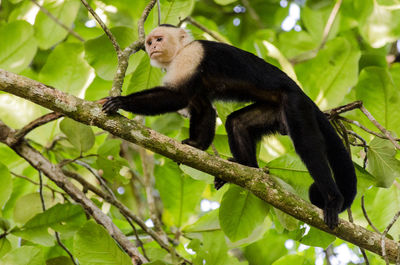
[0,69,399,262]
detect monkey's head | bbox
[145,25,193,68]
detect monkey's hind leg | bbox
[219,103,281,189]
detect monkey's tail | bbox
[314,107,357,212]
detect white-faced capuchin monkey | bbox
[102,24,357,229]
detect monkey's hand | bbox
[102,96,123,113]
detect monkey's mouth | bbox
[150,51,162,57]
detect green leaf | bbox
[359,3,400,48]
[296,37,360,109]
[244,230,288,265]
[155,160,206,227]
[0,162,12,208]
[356,66,400,136]
[34,0,80,49]
[0,246,44,265]
[0,20,37,73]
[84,27,141,81]
[214,0,237,5]
[267,153,311,200]
[126,54,163,94]
[13,192,61,225]
[272,254,313,265]
[302,5,340,43]
[74,220,132,265]
[39,43,94,96]
[367,137,400,187]
[0,238,11,258]
[160,0,195,25]
[377,0,400,5]
[191,231,243,265]
[184,209,220,233]
[180,165,214,184]
[299,226,336,248]
[219,185,269,242]
[46,256,75,265]
[60,118,95,153]
[14,203,86,246]
[365,185,400,236]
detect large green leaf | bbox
[39,43,94,96]
[159,0,195,25]
[13,203,86,246]
[60,118,95,153]
[244,230,288,265]
[126,54,163,94]
[359,2,400,48]
[0,162,12,208]
[0,20,37,73]
[367,137,400,187]
[296,37,360,109]
[355,67,400,136]
[272,254,313,265]
[84,27,141,81]
[13,192,61,225]
[0,246,44,265]
[34,0,80,49]
[155,160,206,227]
[74,220,132,265]
[189,231,244,265]
[365,185,400,236]
[219,185,269,242]
[299,226,336,248]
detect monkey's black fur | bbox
[103,27,357,229]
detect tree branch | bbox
[1,69,399,262]
[0,117,147,264]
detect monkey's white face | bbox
[145,27,192,68]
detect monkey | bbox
[102,24,357,229]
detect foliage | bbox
[1,0,400,264]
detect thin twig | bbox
[359,106,400,150]
[122,214,149,260]
[139,147,164,234]
[11,172,64,195]
[319,0,342,50]
[347,205,370,264]
[157,0,161,25]
[361,196,380,234]
[38,171,78,265]
[13,112,63,143]
[110,0,157,96]
[290,0,342,64]
[325,101,363,118]
[62,170,192,264]
[381,207,400,265]
[181,16,227,43]
[80,0,121,54]
[346,130,368,169]
[30,0,85,42]
[339,117,400,142]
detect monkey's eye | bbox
[147,41,152,46]
[156,37,163,42]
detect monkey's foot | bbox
[102,96,122,113]
[214,177,227,190]
[181,138,203,149]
